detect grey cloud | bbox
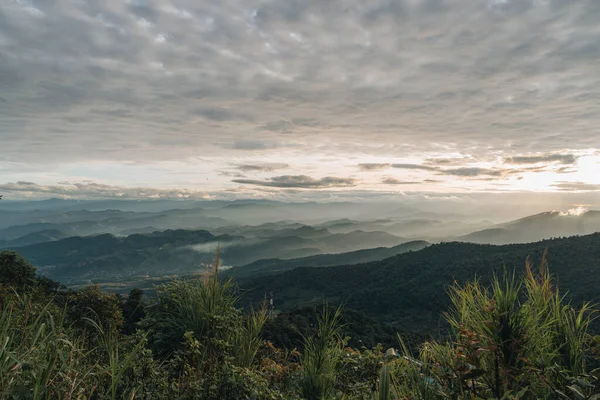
[259,118,320,132]
[382,178,421,185]
[358,162,559,179]
[0,0,598,195]
[358,163,391,171]
[89,108,134,118]
[551,182,600,192]
[392,164,440,172]
[237,163,289,172]
[1,0,599,165]
[556,166,578,174]
[505,154,578,165]
[260,120,295,132]
[359,163,441,172]
[425,157,477,166]
[190,107,252,122]
[229,140,285,150]
[0,181,215,200]
[232,175,358,188]
[219,171,246,178]
[440,168,504,177]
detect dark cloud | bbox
[190,107,252,122]
[229,140,285,150]
[551,182,600,192]
[237,163,289,172]
[232,175,357,188]
[425,157,477,166]
[391,164,440,172]
[440,168,505,177]
[357,161,578,180]
[505,154,578,165]
[358,163,391,171]
[259,118,320,132]
[381,178,421,185]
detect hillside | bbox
[7,229,234,284]
[225,240,430,278]
[238,233,600,335]
[1,227,409,286]
[0,229,69,248]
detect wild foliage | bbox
[1,249,600,399]
[377,254,600,399]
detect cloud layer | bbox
[1,0,599,197]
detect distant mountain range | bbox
[0,209,229,240]
[1,199,599,290]
[7,229,233,284]
[458,210,600,244]
[0,229,69,248]
[1,226,411,285]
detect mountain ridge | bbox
[237,233,600,334]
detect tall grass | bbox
[230,303,269,368]
[378,258,597,399]
[300,305,345,400]
[83,316,147,400]
[145,277,239,358]
[0,293,97,399]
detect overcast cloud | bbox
[1,0,600,200]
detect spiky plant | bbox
[230,303,268,368]
[83,316,147,400]
[142,276,239,358]
[377,364,392,400]
[436,257,596,398]
[299,305,345,400]
[0,293,98,399]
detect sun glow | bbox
[559,206,590,216]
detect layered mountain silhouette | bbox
[458,210,600,244]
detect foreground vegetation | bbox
[1,249,600,399]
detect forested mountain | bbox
[238,233,600,334]
[225,240,430,278]
[1,227,410,285]
[6,229,232,284]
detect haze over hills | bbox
[458,209,600,245]
[1,199,599,289]
[2,226,412,285]
[3,199,598,243]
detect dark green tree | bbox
[0,250,37,289]
[67,285,124,337]
[121,288,146,335]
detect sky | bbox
[1,0,600,204]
